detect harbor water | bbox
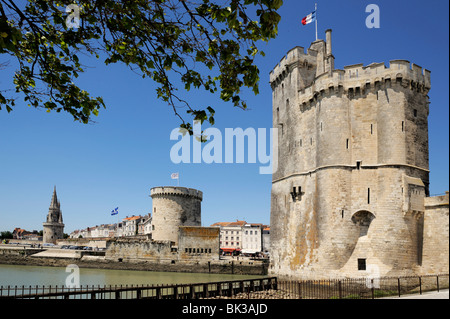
[0,264,262,288]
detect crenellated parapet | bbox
[269,46,319,89]
[297,60,431,107]
[150,186,203,201]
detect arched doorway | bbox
[351,211,376,237]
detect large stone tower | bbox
[269,30,431,279]
[150,186,202,244]
[43,187,65,244]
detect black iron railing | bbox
[0,274,447,299]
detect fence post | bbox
[371,279,375,299]
[156,286,161,299]
[338,281,342,299]
[397,278,401,297]
[190,284,195,299]
[419,277,422,295]
[437,275,440,293]
[203,284,209,298]
[298,282,302,300]
[174,285,179,299]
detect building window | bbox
[414,109,418,117]
[368,188,371,204]
[358,259,367,271]
[346,139,349,149]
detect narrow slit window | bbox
[402,121,404,132]
[356,161,362,170]
[368,188,371,204]
[414,109,418,117]
[346,139,349,149]
[370,124,373,135]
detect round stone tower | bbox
[43,186,65,244]
[269,30,431,279]
[150,186,202,244]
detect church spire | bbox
[50,185,59,209]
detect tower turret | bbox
[150,186,202,244]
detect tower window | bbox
[414,109,418,117]
[358,259,367,271]
[370,124,373,135]
[402,121,404,132]
[368,188,371,204]
[300,139,302,147]
[346,139,349,149]
[356,161,362,170]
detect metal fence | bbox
[272,274,449,299]
[0,274,447,299]
[0,277,277,300]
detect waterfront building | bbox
[211,221,269,255]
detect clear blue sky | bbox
[1,0,448,233]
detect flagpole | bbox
[315,3,318,41]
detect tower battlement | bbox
[269,45,320,84]
[297,60,431,107]
[150,186,203,201]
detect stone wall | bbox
[105,238,176,263]
[105,226,220,264]
[178,226,220,261]
[421,193,449,274]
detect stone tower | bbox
[150,186,202,244]
[269,30,431,279]
[43,186,65,244]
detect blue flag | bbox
[111,207,119,216]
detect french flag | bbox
[301,11,316,25]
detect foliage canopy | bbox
[0,0,282,132]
